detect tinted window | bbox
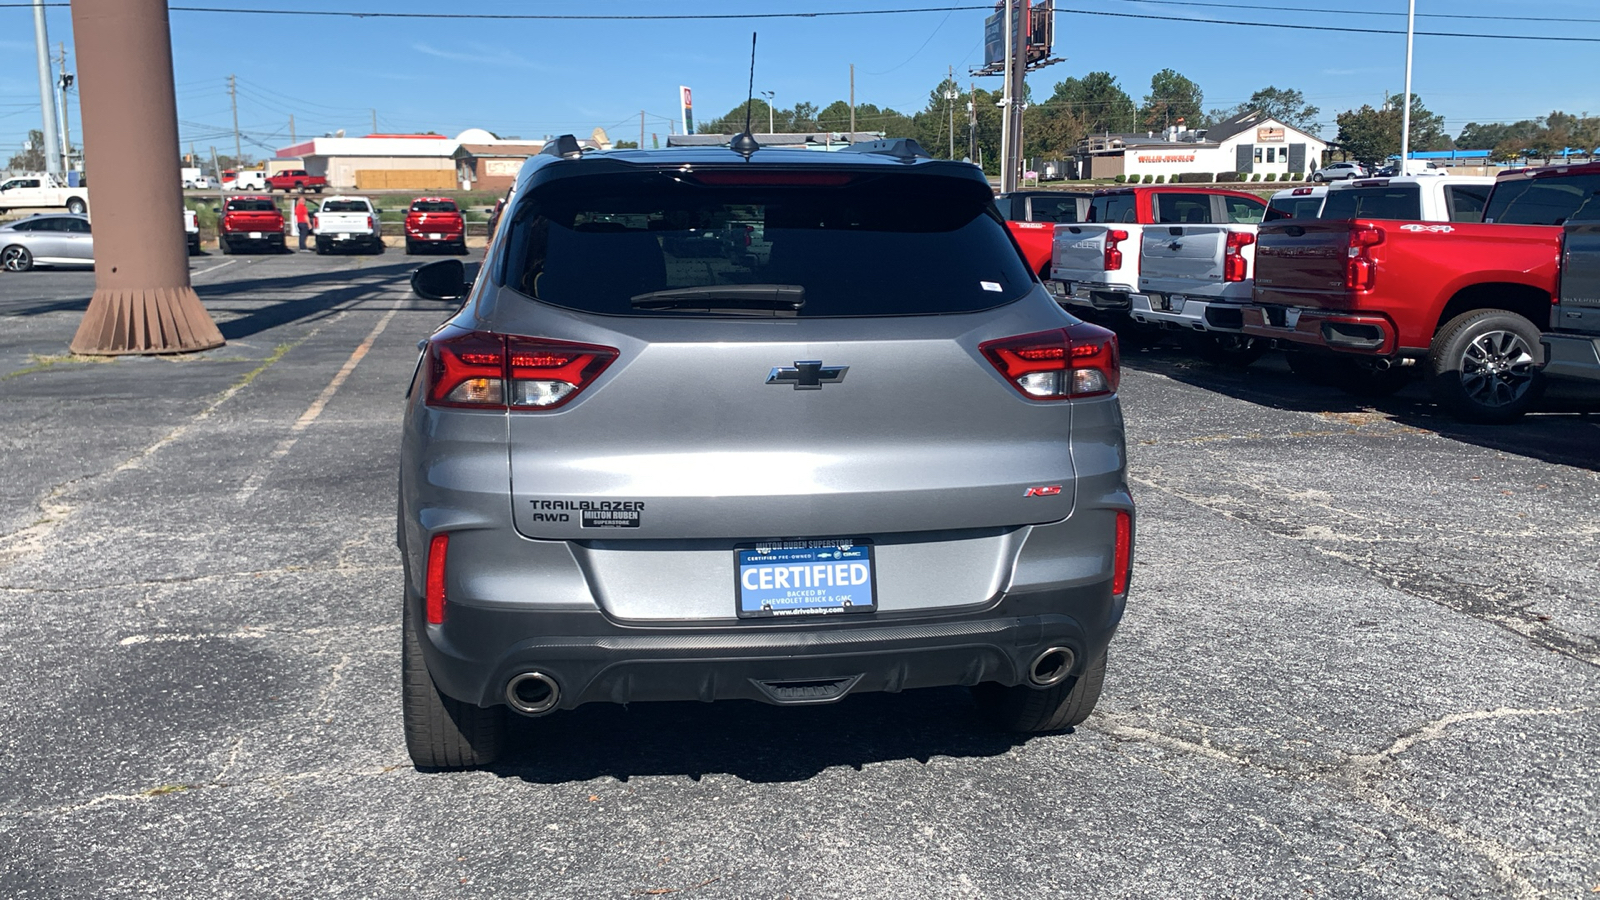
[502,171,1033,318]
[1223,195,1267,224]
[411,200,459,213]
[1484,175,1600,225]
[992,196,1016,220]
[1321,184,1422,220]
[1029,195,1082,223]
[1088,193,1137,223]
[7,219,42,232]
[1265,196,1325,221]
[1444,184,1491,223]
[60,218,90,233]
[321,200,370,213]
[1154,193,1213,224]
[226,199,277,212]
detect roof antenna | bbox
[731,32,760,160]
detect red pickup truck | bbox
[403,197,467,255]
[265,169,327,193]
[1242,164,1599,422]
[995,190,1090,277]
[219,196,287,254]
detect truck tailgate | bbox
[1139,224,1254,295]
[1252,220,1351,309]
[1050,224,1110,281]
[317,212,371,232]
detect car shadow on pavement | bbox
[490,687,1035,784]
[1125,345,1600,472]
[194,261,439,340]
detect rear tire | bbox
[402,592,505,770]
[405,240,418,255]
[219,237,232,255]
[1195,333,1266,368]
[973,650,1108,733]
[1427,309,1545,423]
[2,244,34,272]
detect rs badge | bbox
[1024,485,1062,497]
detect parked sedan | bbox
[1312,162,1367,182]
[0,213,94,271]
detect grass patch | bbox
[0,353,117,382]
[144,784,191,797]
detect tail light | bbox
[366,215,374,230]
[1224,230,1255,282]
[1104,229,1129,271]
[1112,510,1132,597]
[425,329,618,411]
[979,322,1121,400]
[312,214,319,230]
[1345,224,1384,291]
[426,533,449,624]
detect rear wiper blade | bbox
[629,284,805,311]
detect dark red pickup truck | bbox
[265,169,326,193]
[1240,166,1600,421]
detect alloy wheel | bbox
[2,246,29,271]
[1458,329,1537,408]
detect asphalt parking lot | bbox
[0,249,1595,898]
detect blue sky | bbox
[2,0,1598,162]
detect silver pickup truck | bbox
[1543,221,1600,383]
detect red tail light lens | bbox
[1112,510,1132,597]
[1224,230,1256,282]
[366,215,374,230]
[426,533,449,624]
[425,330,618,410]
[1345,224,1384,291]
[979,323,1121,400]
[1104,229,1129,271]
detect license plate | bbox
[338,233,351,240]
[735,540,876,618]
[1169,293,1188,313]
[428,232,442,240]
[248,231,262,239]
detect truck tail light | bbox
[1104,229,1129,271]
[366,215,374,230]
[979,322,1121,400]
[1224,230,1255,282]
[426,533,449,624]
[1345,224,1384,291]
[1112,510,1132,597]
[425,329,618,411]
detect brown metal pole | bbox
[69,0,223,355]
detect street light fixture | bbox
[759,90,775,134]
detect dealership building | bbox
[1074,110,1328,181]
[274,129,610,190]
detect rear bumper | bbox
[419,583,1126,712]
[1130,293,1250,332]
[405,226,465,242]
[221,230,284,247]
[317,231,382,247]
[1541,332,1600,382]
[1241,305,1397,355]
[1046,277,1135,311]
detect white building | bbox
[1075,110,1328,181]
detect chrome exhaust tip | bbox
[1027,647,1076,687]
[505,671,560,716]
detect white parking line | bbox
[234,305,401,502]
[190,260,238,279]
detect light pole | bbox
[1399,0,1416,173]
[944,85,959,160]
[759,90,775,134]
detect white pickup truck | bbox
[312,195,383,255]
[1129,175,1496,361]
[0,173,89,215]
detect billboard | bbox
[982,1,1053,68]
[680,86,695,136]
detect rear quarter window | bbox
[1485,175,1600,224]
[1153,193,1214,224]
[501,170,1034,318]
[1444,184,1491,223]
[1222,195,1266,224]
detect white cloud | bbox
[411,43,548,71]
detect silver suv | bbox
[399,136,1135,768]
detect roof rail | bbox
[840,138,932,162]
[539,134,583,160]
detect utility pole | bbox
[289,114,295,145]
[999,0,1016,190]
[640,110,645,149]
[57,42,73,174]
[1007,0,1027,189]
[849,64,856,135]
[371,108,377,133]
[228,74,241,166]
[32,0,63,176]
[947,65,956,160]
[969,82,977,163]
[1399,0,1416,173]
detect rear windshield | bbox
[1321,184,1422,220]
[1484,174,1600,225]
[410,200,458,213]
[1086,193,1138,223]
[225,199,276,212]
[500,171,1033,317]
[320,200,369,213]
[1265,195,1324,221]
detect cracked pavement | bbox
[0,256,1596,898]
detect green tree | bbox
[1041,72,1136,136]
[1238,86,1321,134]
[1572,116,1600,160]
[612,140,639,149]
[1140,68,1204,131]
[1334,94,1449,165]
[6,129,48,172]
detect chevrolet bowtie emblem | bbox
[766,360,848,390]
